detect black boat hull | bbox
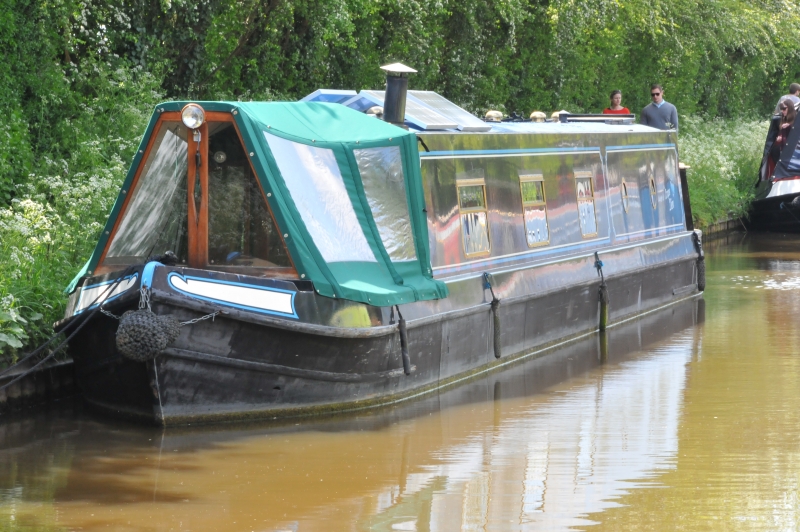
[67,255,699,425]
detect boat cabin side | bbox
[417,127,686,277]
[64,101,690,326]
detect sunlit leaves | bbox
[680,115,769,227]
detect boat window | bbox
[207,123,291,268]
[264,133,377,263]
[519,172,549,247]
[105,121,189,266]
[575,170,598,237]
[354,146,417,261]
[457,173,490,256]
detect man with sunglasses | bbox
[773,83,800,114]
[640,84,678,131]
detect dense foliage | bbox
[0,0,797,359]
[680,116,769,228]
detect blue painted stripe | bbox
[420,147,601,158]
[141,261,160,290]
[606,144,676,151]
[167,272,298,319]
[615,224,685,239]
[433,238,612,275]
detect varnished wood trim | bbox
[188,122,209,267]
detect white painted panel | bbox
[76,275,138,313]
[168,275,294,316]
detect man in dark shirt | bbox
[640,84,678,131]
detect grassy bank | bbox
[0,64,162,363]
[679,115,769,228]
[0,112,770,365]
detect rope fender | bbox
[594,252,609,331]
[692,230,706,292]
[102,259,221,362]
[115,306,181,362]
[107,286,220,362]
[0,265,137,394]
[483,273,502,359]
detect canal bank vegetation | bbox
[680,116,770,228]
[0,0,798,362]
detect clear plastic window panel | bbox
[264,133,376,263]
[575,177,598,236]
[457,183,490,256]
[105,122,189,266]
[353,146,417,262]
[208,124,291,268]
[520,178,549,246]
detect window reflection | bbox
[649,176,658,209]
[519,172,549,247]
[621,180,630,212]
[264,132,377,263]
[457,174,490,256]
[354,146,417,262]
[105,122,188,267]
[575,171,598,237]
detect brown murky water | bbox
[3,232,800,531]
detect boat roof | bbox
[301,88,669,135]
[422,121,663,135]
[236,100,410,142]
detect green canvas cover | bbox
[68,101,448,307]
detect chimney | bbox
[380,63,417,128]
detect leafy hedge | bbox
[680,116,769,228]
[0,0,796,360]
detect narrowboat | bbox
[57,66,704,425]
[749,102,800,231]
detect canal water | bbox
[2,232,800,531]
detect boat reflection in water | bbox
[1,298,703,531]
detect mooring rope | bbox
[594,252,610,331]
[392,305,412,375]
[483,272,502,359]
[0,265,135,392]
[99,269,222,362]
[692,231,706,292]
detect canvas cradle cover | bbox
[69,101,448,307]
